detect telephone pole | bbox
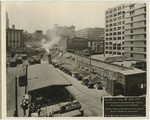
[14,77,18,117]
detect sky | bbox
[4,1,133,33]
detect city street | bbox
[7,60,110,117]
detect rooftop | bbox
[28,64,72,91]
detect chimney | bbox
[12,25,15,29]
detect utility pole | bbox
[77,51,79,72]
[89,55,91,81]
[25,65,28,94]
[14,77,18,117]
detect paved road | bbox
[7,61,110,117]
[51,64,110,116]
[7,64,27,117]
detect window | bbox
[114,13,117,17]
[122,15,125,19]
[118,16,121,20]
[130,11,134,15]
[131,35,133,39]
[118,32,121,35]
[110,28,112,31]
[118,37,121,40]
[113,52,116,54]
[113,18,117,21]
[106,38,108,40]
[114,23,117,26]
[131,41,133,44]
[110,24,112,27]
[131,29,133,33]
[131,47,133,51]
[131,54,133,57]
[130,5,134,9]
[118,6,121,10]
[131,23,133,27]
[118,22,121,25]
[118,27,121,30]
[144,54,146,58]
[106,51,108,54]
[131,17,133,21]
[144,7,146,12]
[109,37,112,40]
[114,8,117,12]
[113,37,116,40]
[113,32,116,35]
[144,41,146,45]
[144,48,146,52]
[106,42,108,45]
[122,32,124,35]
[113,27,116,31]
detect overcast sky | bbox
[5,1,133,33]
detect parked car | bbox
[95,82,103,90]
[87,81,95,88]
[66,70,72,76]
[77,75,82,81]
[73,72,79,79]
[81,78,89,86]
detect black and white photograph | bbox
[3,1,149,118]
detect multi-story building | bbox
[124,3,146,61]
[88,37,104,54]
[33,30,43,38]
[6,12,9,29]
[57,36,88,53]
[75,27,104,40]
[105,4,125,56]
[6,26,24,49]
[49,24,75,38]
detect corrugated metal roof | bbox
[28,64,72,91]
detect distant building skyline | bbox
[5,1,132,33]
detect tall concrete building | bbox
[124,3,146,61]
[75,27,104,40]
[105,4,125,55]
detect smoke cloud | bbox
[41,36,61,53]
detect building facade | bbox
[105,4,126,56]
[48,24,75,38]
[57,36,88,53]
[75,27,104,40]
[6,12,9,29]
[6,28,24,49]
[124,3,146,61]
[88,37,104,54]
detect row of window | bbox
[106,12,125,19]
[106,26,125,32]
[106,36,124,40]
[106,21,125,28]
[106,42,124,45]
[106,51,123,55]
[106,18,125,24]
[106,31,124,35]
[106,5,125,15]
